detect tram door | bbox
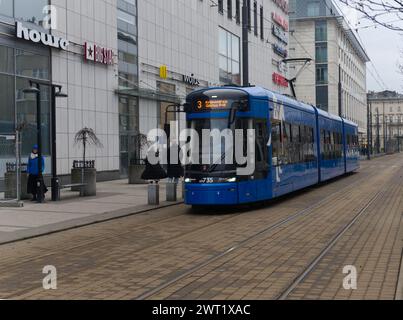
[255,119,270,200]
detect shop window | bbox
[0,74,15,138]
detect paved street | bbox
[0,181,182,244]
[0,154,402,300]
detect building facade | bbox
[368,91,403,154]
[0,0,120,189]
[119,0,291,171]
[0,0,291,187]
[289,0,369,141]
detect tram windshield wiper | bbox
[207,102,240,174]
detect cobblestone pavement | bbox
[0,154,401,300]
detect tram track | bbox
[276,188,385,300]
[0,158,377,269]
[134,162,392,300]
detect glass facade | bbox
[0,44,51,178]
[0,0,49,26]
[219,27,241,85]
[117,0,139,177]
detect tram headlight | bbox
[226,177,237,183]
[185,178,192,183]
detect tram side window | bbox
[321,129,343,160]
[272,121,316,166]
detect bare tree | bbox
[74,128,103,165]
[339,1,403,31]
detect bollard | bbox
[166,182,177,202]
[148,182,159,205]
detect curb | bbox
[0,201,184,246]
[396,250,403,300]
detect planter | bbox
[71,168,97,197]
[4,172,30,200]
[128,164,147,185]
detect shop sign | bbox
[273,72,289,87]
[183,74,200,86]
[272,12,289,31]
[85,42,114,65]
[272,0,289,14]
[160,65,168,79]
[273,44,288,58]
[272,25,288,45]
[16,21,69,50]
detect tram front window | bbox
[185,118,253,183]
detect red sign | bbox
[273,73,289,87]
[272,12,289,31]
[85,42,114,65]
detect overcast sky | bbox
[338,1,403,93]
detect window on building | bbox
[227,0,232,19]
[247,0,251,30]
[15,0,49,26]
[219,28,241,85]
[0,0,13,17]
[235,0,241,24]
[316,86,329,111]
[307,1,320,17]
[260,6,264,40]
[315,43,328,63]
[253,1,258,36]
[218,0,224,14]
[315,20,327,42]
[316,65,328,85]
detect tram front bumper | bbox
[184,183,239,205]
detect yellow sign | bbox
[159,65,168,79]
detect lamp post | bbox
[23,83,44,203]
[24,81,67,202]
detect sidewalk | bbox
[0,180,183,245]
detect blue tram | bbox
[184,86,360,206]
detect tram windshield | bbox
[184,89,252,182]
[185,117,254,182]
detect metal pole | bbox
[51,86,60,201]
[15,129,21,201]
[35,84,44,203]
[376,109,380,154]
[338,65,342,117]
[242,1,249,87]
[367,100,371,160]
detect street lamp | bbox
[23,83,44,203]
[51,85,68,201]
[24,81,68,202]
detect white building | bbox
[289,0,369,141]
[134,0,291,142]
[0,0,291,187]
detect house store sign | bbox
[16,21,69,50]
